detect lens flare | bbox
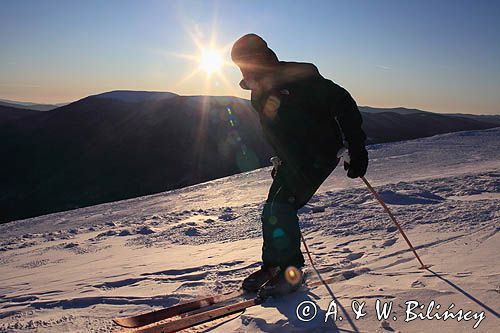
[285,266,302,286]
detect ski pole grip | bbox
[337,146,351,165]
[270,156,282,168]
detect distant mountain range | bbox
[359,106,500,126]
[359,106,428,115]
[1,90,498,223]
[0,98,68,111]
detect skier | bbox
[231,34,369,297]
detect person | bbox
[231,33,368,297]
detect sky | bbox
[1,0,499,114]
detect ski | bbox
[113,289,245,328]
[122,297,264,333]
[113,268,331,329]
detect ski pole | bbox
[337,147,429,269]
[300,232,361,332]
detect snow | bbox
[1,128,499,332]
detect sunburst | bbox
[154,15,256,171]
[163,24,236,94]
[199,48,223,75]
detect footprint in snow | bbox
[378,190,444,205]
[311,206,326,213]
[386,226,397,232]
[118,229,132,236]
[382,238,397,247]
[219,212,238,221]
[411,280,426,288]
[346,252,364,261]
[96,230,117,237]
[185,227,201,236]
[135,226,155,235]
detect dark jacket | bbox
[242,61,366,169]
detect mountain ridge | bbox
[1,91,498,223]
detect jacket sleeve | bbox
[326,80,367,148]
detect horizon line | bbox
[1,90,499,116]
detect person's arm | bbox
[325,80,368,178]
[331,84,367,147]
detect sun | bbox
[163,26,236,92]
[199,48,223,75]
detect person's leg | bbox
[261,169,300,267]
[243,173,288,291]
[261,159,338,270]
[261,199,304,269]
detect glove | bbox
[343,143,368,178]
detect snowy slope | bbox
[0,128,499,332]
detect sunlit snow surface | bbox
[1,128,499,332]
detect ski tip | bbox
[418,264,432,270]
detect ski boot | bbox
[258,266,306,298]
[242,265,280,292]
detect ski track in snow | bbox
[0,128,499,332]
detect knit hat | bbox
[231,34,278,64]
